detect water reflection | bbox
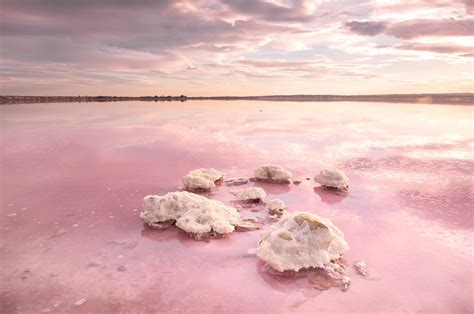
[1,100,473,313]
[313,186,348,205]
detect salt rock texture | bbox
[224,177,248,186]
[254,165,292,183]
[182,168,224,191]
[257,211,350,272]
[314,169,349,191]
[354,260,368,276]
[266,199,286,217]
[140,191,240,236]
[230,187,267,202]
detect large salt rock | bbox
[257,211,349,272]
[182,168,224,191]
[314,169,349,191]
[254,165,291,183]
[140,191,240,236]
[230,187,267,202]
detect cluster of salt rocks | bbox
[140,164,360,290]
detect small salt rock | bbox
[250,208,259,212]
[74,298,86,306]
[354,260,368,276]
[116,266,126,272]
[340,276,351,291]
[50,272,59,277]
[246,248,257,255]
[42,308,50,313]
[305,177,311,180]
[236,217,263,231]
[293,180,302,185]
[224,177,248,186]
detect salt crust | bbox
[314,169,349,191]
[257,211,349,272]
[141,191,240,235]
[255,165,292,183]
[182,168,224,191]
[230,187,267,202]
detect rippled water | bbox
[1,101,472,313]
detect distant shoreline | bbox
[1,93,472,105]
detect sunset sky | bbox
[1,0,473,96]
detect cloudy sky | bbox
[1,0,473,96]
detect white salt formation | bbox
[140,191,240,237]
[314,169,349,191]
[354,260,368,276]
[230,187,267,202]
[266,199,286,217]
[182,168,224,191]
[339,276,351,291]
[257,211,349,272]
[254,165,292,183]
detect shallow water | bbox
[1,100,473,313]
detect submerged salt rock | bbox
[266,199,286,217]
[254,165,292,183]
[230,187,267,202]
[182,168,224,191]
[140,191,240,236]
[257,211,349,272]
[224,177,248,186]
[314,169,349,191]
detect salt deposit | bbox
[354,260,368,276]
[314,169,349,191]
[140,191,240,238]
[230,187,267,202]
[257,211,349,272]
[265,199,286,217]
[254,165,291,183]
[224,177,248,186]
[182,168,224,191]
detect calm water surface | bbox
[1,101,473,313]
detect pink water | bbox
[1,101,473,313]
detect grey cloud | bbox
[346,18,474,39]
[221,0,317,22]
[345,21,387,36]
[387,19,474,39]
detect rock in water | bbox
[314,169,349,191]
[140,191,240,238]
[354,260,369,276]
[224,177,248,186]
[230,187,267,202]
[182,168,224,191]
[254,165,291,183]
[257,211,349,272]
[266,199,286,217]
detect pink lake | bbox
[1,100,473,313]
